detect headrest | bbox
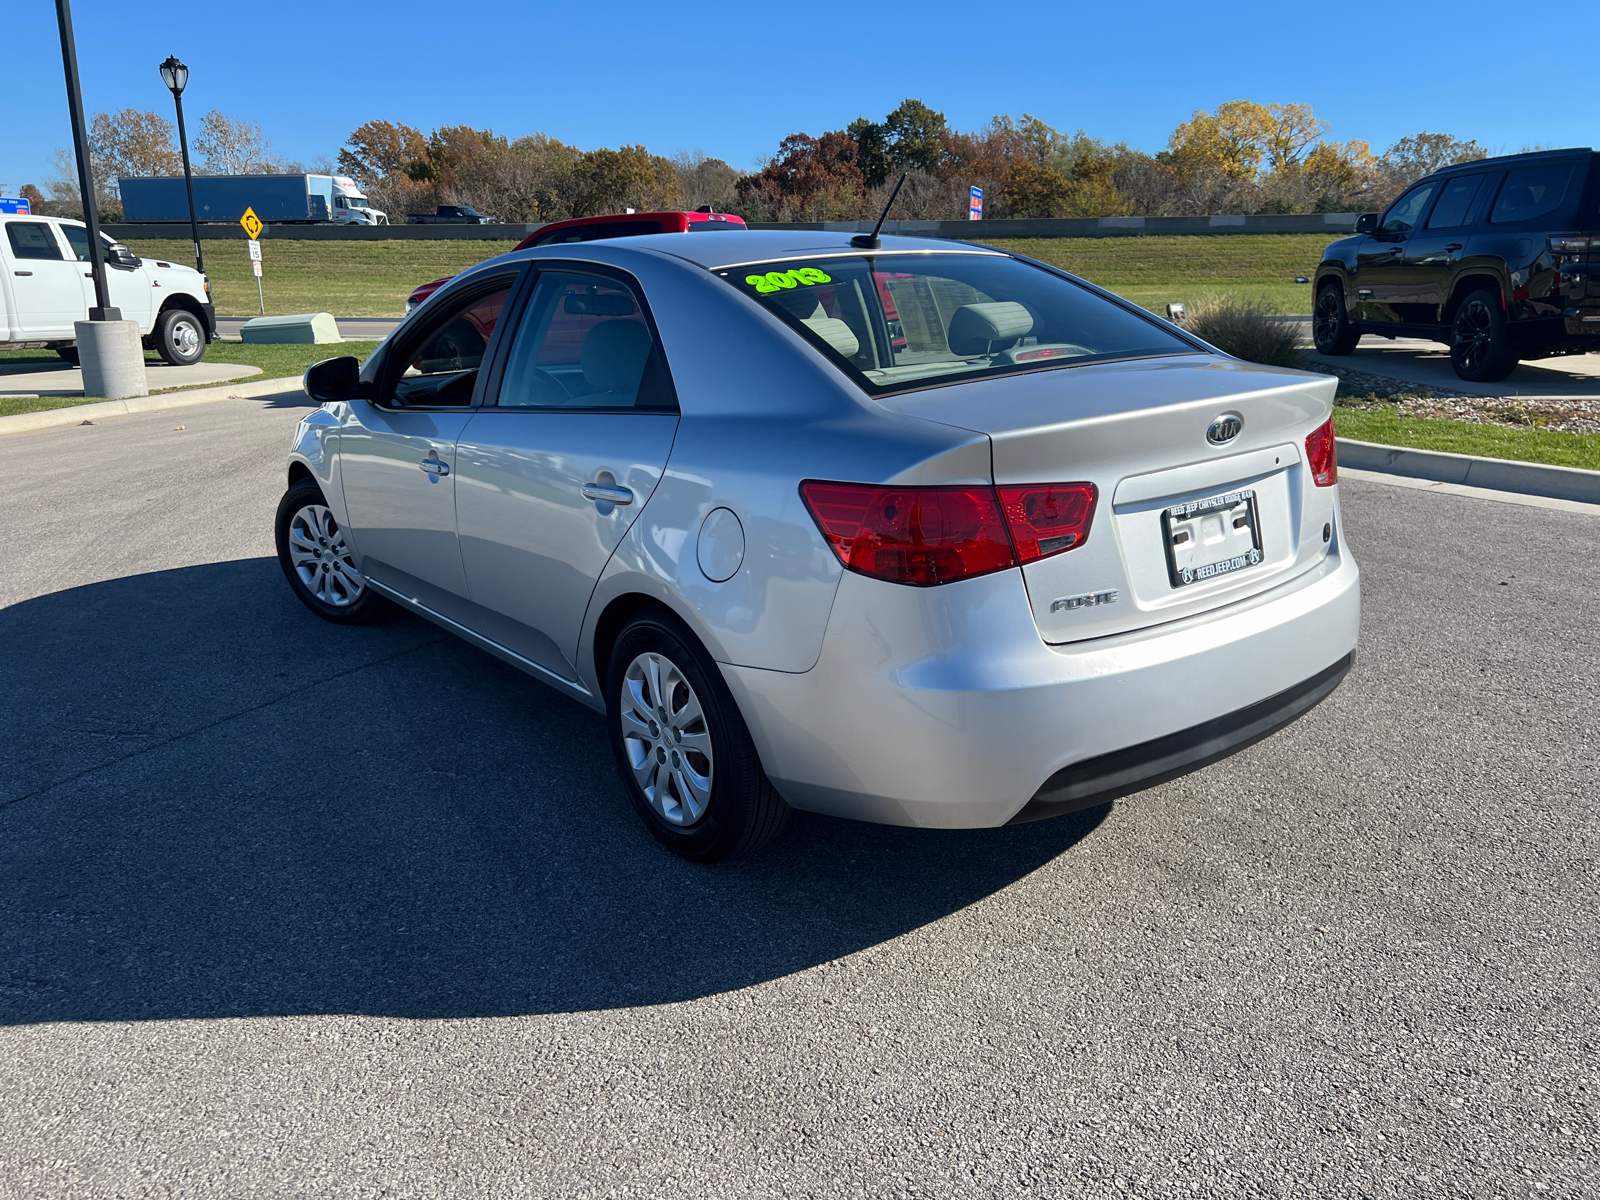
[581,320,653,394]
[947,302,1034,355]
[802,316,860,358]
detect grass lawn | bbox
[1335,406,1600,472]
[113,233,1336,320]
[982,234,1329,315]
[128,238,511,317]
[0,340,379,419]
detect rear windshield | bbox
[720,252,1196,394]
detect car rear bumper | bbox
[721,531,1360,829]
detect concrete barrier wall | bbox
[104,212,1361,242]
[103,222,542,242]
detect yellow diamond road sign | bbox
[239,207,262,240]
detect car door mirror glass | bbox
[304,355,361,403]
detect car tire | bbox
[606,607,790,863]
[154,307,206,366]
[1450,289,1518,382]
[55,344,79,366]
[1312,283,1360,356]
[274,478,387,625]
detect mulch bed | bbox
[1301,360,1600,437]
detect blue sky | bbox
[4,0,1592,197]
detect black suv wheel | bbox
[1312,283,1359,356]
[1450,289,1518,383]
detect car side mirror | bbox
[303,356,361,403]
[108,242,140,268]
[1355,213,1379,235]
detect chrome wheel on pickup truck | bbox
[154,308,206,366]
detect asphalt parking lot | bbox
[1,390,1597,1198]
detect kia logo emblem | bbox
[1207,414,1243,445]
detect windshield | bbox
[721,253,1196,394]
[343,196,369,208]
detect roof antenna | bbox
[851,172,906,250]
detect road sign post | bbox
[245,227,265,315]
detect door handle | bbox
[13,270,32,276]
[581,482,634,505]
[419,456,450,477]
[1444,243,1463,252]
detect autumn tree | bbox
[571,145,681,216]
[338,120,430,186]
[194,111,283,174]
[737,131,866,220]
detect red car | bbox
[404,209,748,313]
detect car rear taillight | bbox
[1305,417,1338,487]
[997,483,1098,563]
[800,479,1098,586]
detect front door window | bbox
[1380,184,1437,237]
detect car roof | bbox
[1431,147,1594,177]
[525,229,1004,272]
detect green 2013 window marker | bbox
[746,268,832,294]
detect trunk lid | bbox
[876,354,1342,642]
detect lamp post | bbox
[159,55,203,275]
[55,0,115,321]
[56,0,146,399]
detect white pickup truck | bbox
[0,214,215,365]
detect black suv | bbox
[1312,148,1600,381]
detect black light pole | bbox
[55,0,117,320]
[159,55,203,275]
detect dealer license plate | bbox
[1162,487,1263,588]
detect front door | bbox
[338,270,519,621]
[454,268,680,679]
[3,220,85,339]
[60,224,153,328]
[1352,181,1437,323]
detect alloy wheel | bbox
[1453,300,1494,371]
[1313,290,1342,347]
[620,651,714,826]
[287,503,365,606]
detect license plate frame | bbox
[1162,487,1264,588]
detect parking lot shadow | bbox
[0,559,1106,1026]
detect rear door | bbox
[338,269,520,621]
[453,267,679,679]
[2,219,83,338]
[1402,172,1491,322]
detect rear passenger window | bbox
[495,272,676,411]
[1490,165,1575,224]
[1426,174,1486,229]
[5,222,64,260]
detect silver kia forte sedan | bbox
[279,231,1360,861]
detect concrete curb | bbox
[0,375,304,438]
[1337,438,1600,505]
